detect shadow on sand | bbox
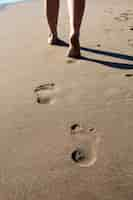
[80,47,133,70]
[80,56,133,70]
[81,47,133,62]
[62,41,133,69]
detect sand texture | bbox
[0,0,133,199]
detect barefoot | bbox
[48,33,58,45]
[67,34,81,58]
[48,33,67,46]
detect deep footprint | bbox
[69,123,100,168]
[70,123,81,134]
[34,83,57,104]
[96,44,101,47]
[71,148,86,163]
[129,27,133,31]
[125,73,133,77]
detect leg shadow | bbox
[52,40,133,69]
[81,47,133,62]
[80,56,133,70]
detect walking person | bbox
[46,0,86,58]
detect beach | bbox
[0,0,133,199]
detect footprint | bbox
[126,92,133,103]
[69,123,100,168]
[114,12,129,22]
[114,11,133,22]
[126,11,133,18]
[105,87,133,105]
[129,26,133,31]
[114,16,128,22]
[104,8,113,14]
[128,39,133,47]
[66,59,76,64]
[71,148,86,163]
[127,9,133,13]
[70,123,81,134]
[104,28,112,33]
[70,123,96,135]
[125,73,133,77]
[96,44,101,47]
[34,83,58,104]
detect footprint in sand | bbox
[96,44,101,47]
[69,123,101,168]
[125,73,133,77]
[104,8,113,14]
[66,59,76,64]
[114,15,128,22]
[104,28,112,33]
[114,11,133,22]
[126,10,133,18]
[34,83,59,104]
[128,39,133,47]
[127,9,133,13]
[129,26,133,31]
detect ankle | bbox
[49,32,58,38]
[70,32,80,39]
[69,34,80,48]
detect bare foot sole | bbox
[67,35,81,59]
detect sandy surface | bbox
[0,0,133,199]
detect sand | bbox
[0,0,133,199]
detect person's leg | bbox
[46,0,60,44]
[67,0,85,58]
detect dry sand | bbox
[0,0,133,199]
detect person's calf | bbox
[46,0,59,42]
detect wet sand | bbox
[0,0,133,199]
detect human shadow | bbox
[63,42,133,69]
[79,47,133,69]
[79,56,133,70]
[81,47,133,62]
